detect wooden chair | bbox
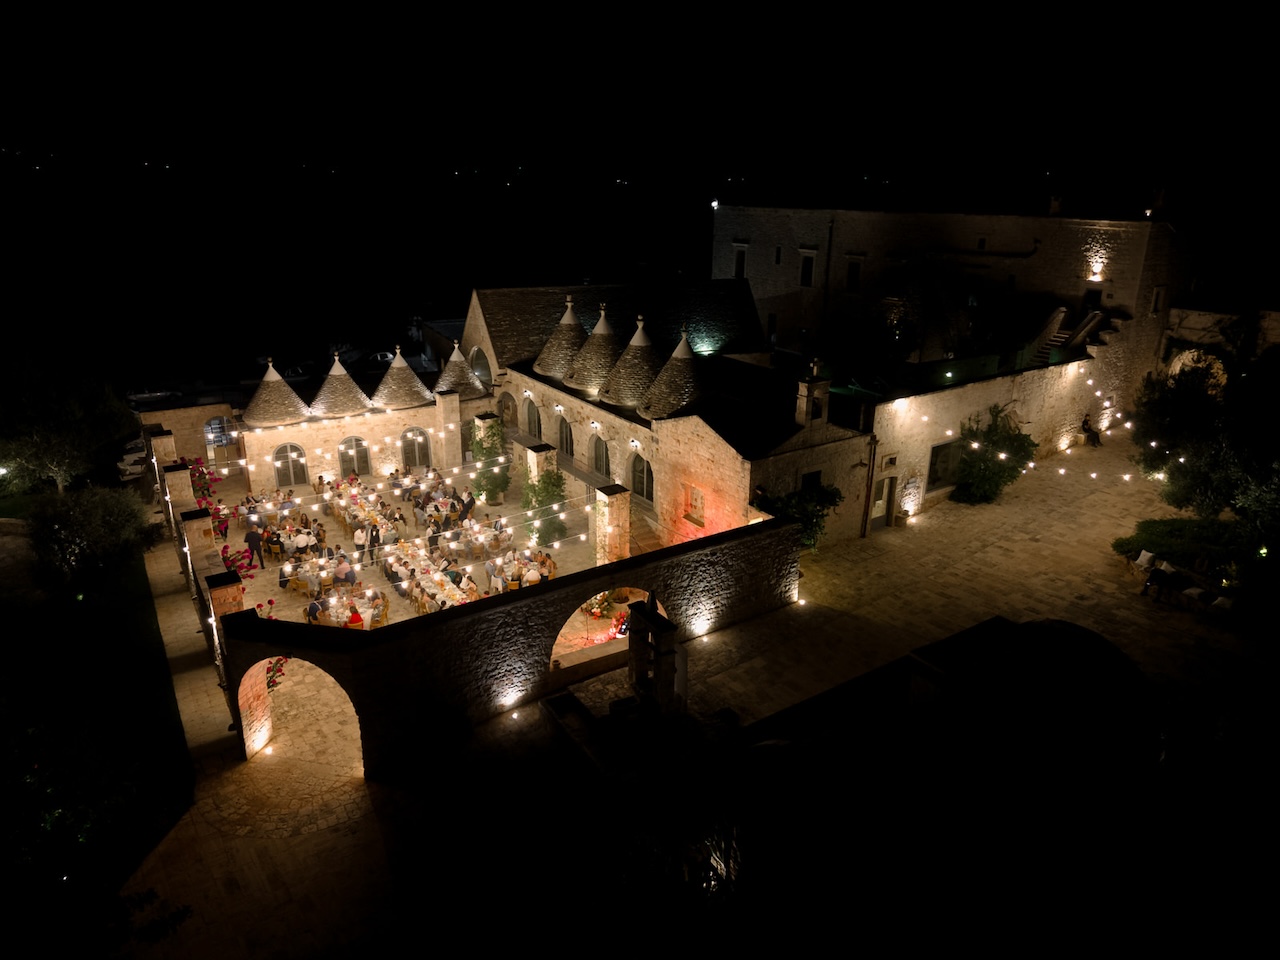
[288,576,309,596]
[319,573,334,593]
[371,603,390,629]
[267,542,285,565]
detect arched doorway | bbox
[237,657,364,778]
[524,399,542,440]
[402,426,431,471]
[498,392,517,427]
[628,453,654,503]
[556,415,575,463]
[590,435,611,479]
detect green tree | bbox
[470,419,511,505]
[26,488,161,581]
[520,467,568,546]
[950,403,1038,504]
[1132,346,1280,543]
[752,483,845,551]
[1,380,137,495]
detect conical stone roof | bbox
[371,345,433,410]
[599,318,664,409]
[309,354,373,418]
[637,329,701,420]
[242,359,311,428]
[432,342,488,400]
[563,305,625,396]
[532,295,588,380]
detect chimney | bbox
[796,359,830,428]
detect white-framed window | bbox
[401,427,431,470]
[338,436,371,478]
[273,443,309,488]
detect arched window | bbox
[470,347,493,387]
[591,435,611,479]
[338,437,371,479]
[556,416,574,461]
[273,443,309,488]
[524,399,542,440]
[204,416,239,475]
[401,427,431,470]
[629,454,654,502]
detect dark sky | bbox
[5,56,1273,390]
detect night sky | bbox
[5,60,1273,393]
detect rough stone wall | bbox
[220,518,802,779]
[712,207,1166,345]
[651,416,752,541]
[748,431,873,542]
[871,358,1119,512]
[239,408,465,491]
[142,402,235,465]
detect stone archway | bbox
[550,586,668,672]
[237,656,364,778]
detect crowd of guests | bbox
[241,469,562,628]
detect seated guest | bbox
[345,604,363,628]
[395,569,415,598]
[522,565,542,587]
[334,556,355,583]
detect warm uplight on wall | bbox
[523,390,532,398]
[590,421,600,430]
[1088,259,1105,282]
[554,404,564,413]
[629,439,640,449]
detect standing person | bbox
[353,524,367,564]
[245,524,265,568]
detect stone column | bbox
[525,442,556,483]
[595,483,630,565]
[434,389,465,467]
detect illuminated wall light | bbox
[553,404,564,413]
[945,429,953,436]
[1086,379,1094,385]
[1123,474,1132,481]
[523,390,532,398]
[1125,422,1133,430]
[892,398,907,411]
[629,438,640,448]
[921,416,929,422]
[970,442,979,450]
[944,372,952,379]
[590,420,600,430]
[1058,468,1066,475]
[1090,472,1097,479]
[1095,390,1102,397]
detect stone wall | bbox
[142,402,236,465]
[219,517,802,779]
[871,357,1125,515]
[711,206,1176,349]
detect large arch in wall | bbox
[235,654,364,775]
[550,586,668,671]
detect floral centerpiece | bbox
[582,592,612,619]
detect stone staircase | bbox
[629,503,666,556]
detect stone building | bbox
[460,280,874,545]
[710,205,1197,525]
